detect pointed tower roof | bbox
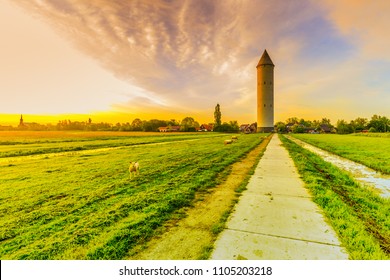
[256,49,274,67]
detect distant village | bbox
[0,114,388,134]
[0,114,257,133]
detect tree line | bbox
[2,104,241,132]
[6,117,204,132]
[275,114,390,134]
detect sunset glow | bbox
[1,0,390,126]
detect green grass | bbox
[0,133,219,158]
[352,133,390,138]
[0,132,266,259]
[291,134,390,174]
[280,135,390,259]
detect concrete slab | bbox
[226,194,341,245]
[245,177,311,197]
[211,134,349,260]
[211,230,349,260]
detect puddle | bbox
[287,136,390,198]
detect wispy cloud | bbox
[11,0,322,118]
[4,0,390,123]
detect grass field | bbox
[0,131,208,158]
[280,135,390,259]
[291,134,390,174]
[0,131,266,259]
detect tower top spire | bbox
[256,49,274,67]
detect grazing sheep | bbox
[231,136,238,141]
[129,161,140,179]
[224,139,233,145]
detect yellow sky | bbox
[1,0,390,126]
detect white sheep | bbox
[231,136,238,141]
[224,139,233,145]
[129,161,140,179]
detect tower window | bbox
[263,82,266,85]
[264,104,266,107]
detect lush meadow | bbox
[280,135,390,259]
[291,133,390,174]
[0,131,206,158]
[0,131,266,259]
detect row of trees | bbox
[275,117,333,133]
[275,115,389,134]
[336,115,389,134]
[10,117,204,132]
[5,104,241,133]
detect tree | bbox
[350,117,368,132]
[285,117,299,125]
[131,118,143,131]
[291,124,305,133]
[167,119,179,126]
[368,115,389,132]
[299,118,312,128]
[180,117,199,132]
[228,120,239,132]
[275,121,287,133]
[336,119,353,134]
[214,103,222,130]
[320,118,332,125]
[143,119,167,132]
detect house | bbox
[240,123,257,133]
[239,124,249,132]
[169,125,181,132]
[319,124,332,133]
[199,124,214,132]
[158,125,181,132]
[286,123,295,133]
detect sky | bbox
[1,0,390,126]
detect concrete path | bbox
[211,134,349,260]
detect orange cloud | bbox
[321,0,390,60]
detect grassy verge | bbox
[280,134,390,260]
[291,134,390,174]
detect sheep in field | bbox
[129,161,140,179]
[224,139,233,145]
[231,136,238,141]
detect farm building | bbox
[158,126,181,132]
[199,124,214,132]
[240,123,257,133]
[319,124,332,133]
